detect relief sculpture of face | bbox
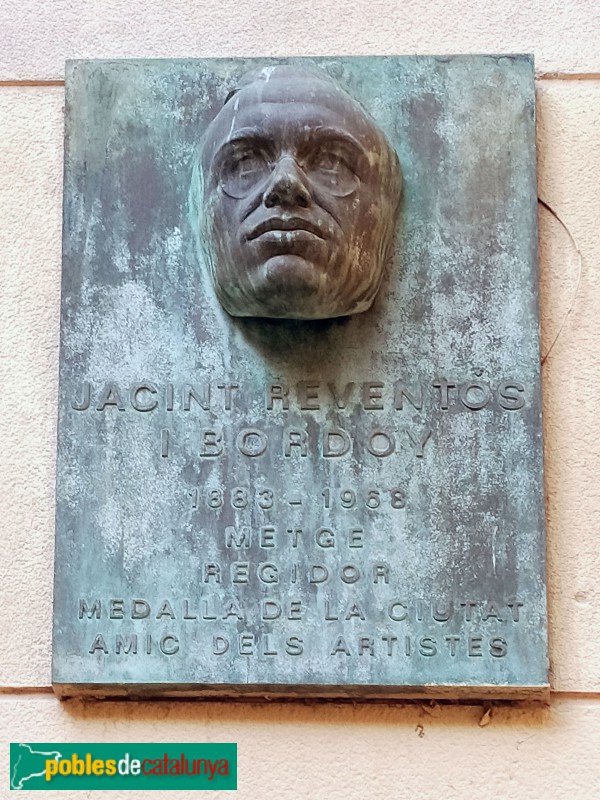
[196,64,402,319]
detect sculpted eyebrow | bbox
[308,127,368,157]
[221,129,272,151]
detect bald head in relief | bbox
[196,64,402,319]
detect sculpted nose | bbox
[263,156,311,209]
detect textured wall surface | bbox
[2,696,600,798]
[0,0,599,80]
[1,0,600,795]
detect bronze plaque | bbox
[53,56,547,698]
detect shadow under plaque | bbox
[53,55,547,699]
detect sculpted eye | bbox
[306,146,359,197]
[220,149,270,198]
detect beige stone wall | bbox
[1,2,600,796]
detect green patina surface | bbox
[53,56,546,697]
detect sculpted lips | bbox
[246,216,326,241]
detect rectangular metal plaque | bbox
[53,55,547,698]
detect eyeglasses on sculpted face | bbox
[195,64,402,320]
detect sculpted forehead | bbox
[202,72,385,165]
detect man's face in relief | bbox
[199,65,402,319]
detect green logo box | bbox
[10,743,237,791]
